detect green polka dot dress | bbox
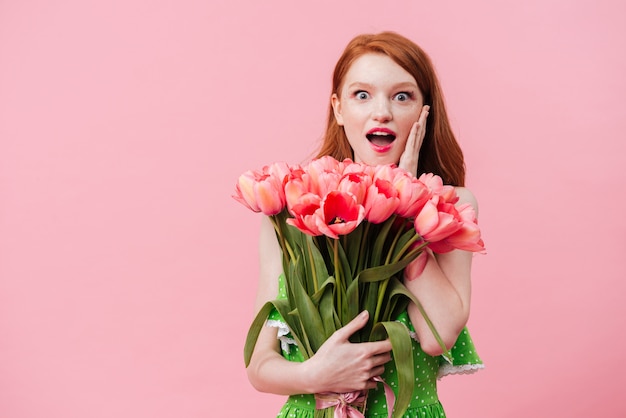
[267,275,483,418]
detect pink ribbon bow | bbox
[315,390,367,418]
[314,376,395,418]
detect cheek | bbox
[397,108,420,131]
[341,109,366,132]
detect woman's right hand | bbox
[302,311,393,394]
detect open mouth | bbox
[366,132,396,147]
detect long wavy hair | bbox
[316,32,466,186]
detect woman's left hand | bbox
[398,105,429,175]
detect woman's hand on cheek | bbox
[303,311,393,394]
[398,105,430,175]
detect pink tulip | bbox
[233,164,289,215]
[439,185,459,204]
[305,157,342,194]
[414,197,485,254]
[413,197,462,243]
[338,172,371,205]
[284,169,309,214]
[298,161,341,198]
[430,203,485,253]
[286,193,323,236]
[265,161,292,183]
[254,180,285,215]
[233,170,261,212]
[307,155,343,175]
[429,221,485,253]
[393,172,431,218]
[418,173,444,195]
[372,164,397,183]
[342,159,369,175]
[363,179,400,224]
[456,202,478,223]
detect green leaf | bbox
[291,269,327,352]
[244,299,311,366]
[371,321,414,418]
[370,217,396,266]
[345,221,364,275]
[304,234,329,294]
[359,281,380,340]
[311,276,339,339]
[344,278,360,335]
[383,278,453,363]
[287,307,315,358]
[334,238,353,287]
[390,228,417,261]
[318,286,339,339]
[356,253,418,283]
[243,302,275,367]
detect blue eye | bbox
[395,92,412,101]
[355,91,370,100]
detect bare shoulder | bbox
[453,187,479,214]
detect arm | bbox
[246,217,393,395]
[403,187,478,356]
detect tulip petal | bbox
[413,200,440,237]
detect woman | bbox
[247,31,483,417]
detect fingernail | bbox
[360,311,369,319]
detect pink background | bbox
[1,0,625,417]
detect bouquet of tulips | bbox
[233,156,484,418]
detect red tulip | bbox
[286,193,323,236]
[316,191,365,239]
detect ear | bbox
[331,93,344,126]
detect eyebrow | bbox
[345,81,418,90]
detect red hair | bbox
[316,32,466,186]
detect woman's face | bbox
[332,53,424,166]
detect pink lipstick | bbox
[366,127,396,153]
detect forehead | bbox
[342,53,417,89]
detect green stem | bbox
[332,238,341,316]
[385,217,405,264]
[306,237,318,293]
[410,293,453,363]
[270,215,296,261]
[373,279,388,324]
[358,222,370,272]
[392,233,427,264]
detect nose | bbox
[372,97,392,122]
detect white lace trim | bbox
[438,362,485,379]
[397,320,484,380]
[266,319,296,354]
